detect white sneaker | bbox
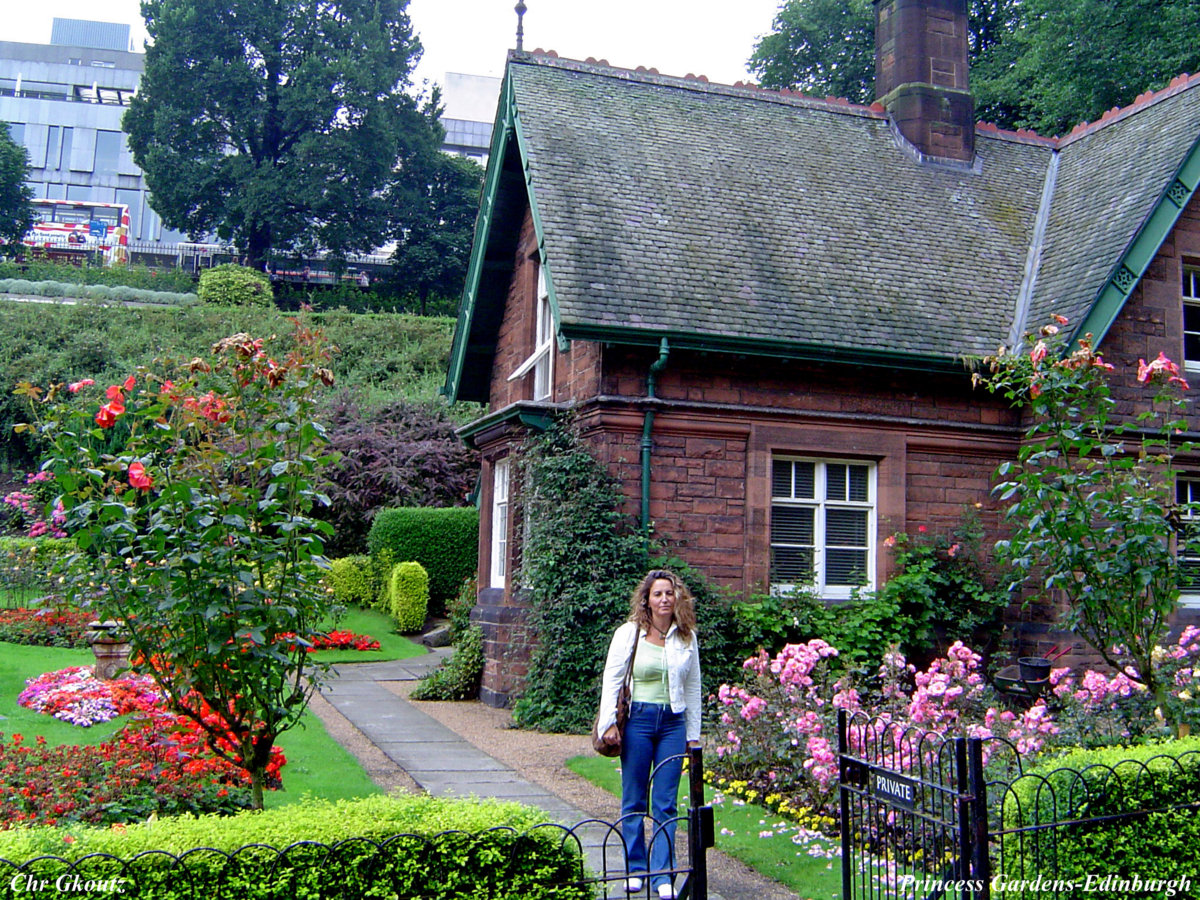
[657,884,675,899]
[624,876,643,893]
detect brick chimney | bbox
[874,0,974,163]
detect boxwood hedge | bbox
[367,507,478,613]
[0,794,586,899]
[999,737,1200,898]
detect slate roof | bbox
[446,54,1200,401]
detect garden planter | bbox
[86,620,131,680]
[1018,656,1052,683]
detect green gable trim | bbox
[443,74,519,403]
[1073,131,1200,350]
[561,322,972,374]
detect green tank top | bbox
[631,637,670,704]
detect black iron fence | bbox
[838,709,1199,900]
[0,747,714,900]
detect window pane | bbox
[1187,333,1200,362]
[847,465,869,502]
[826,508,868,546]
[771,505,814,545]
[826,464,846,501]
[1185,303,1200,331]
[793,462,814,498]
[826,549,868,585]
[771,460,791,498]
[94,130,121,173]
[771,546,813,583]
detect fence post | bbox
[838,708,852,900]
[686,745,712,900]
[966,737,991,899]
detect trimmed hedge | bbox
[367,507,478,613]
[0,279,197,306]
[389,561,430,633]
[197,264,272,307]
[1000,738,1200,898]
[327,555,373,606]
[0,794,586,899]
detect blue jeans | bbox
[620,701,686,888]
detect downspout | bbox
[641,338,670,547]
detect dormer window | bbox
[507,263,554,400]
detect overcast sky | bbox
[5,0,784,90]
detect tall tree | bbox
[0,127,34,258]
[748,0,1022,104]
[124,0,441,269]
[972,0,1200,136]
[389,153,483,316]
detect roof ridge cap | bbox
[510,49,886,118]
[1057,71,1200,147]
[975,120,1057,146]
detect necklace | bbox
[650,623,670,640]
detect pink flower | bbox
[1030,340,1048,365]
[68,379,95,393]
[128,462,153,491]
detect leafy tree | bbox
[123,0,441,269]
[390,153,484,316]
[748,0,1021,103]
[17,322,338,808]
[0,128,34,258]
[972,0,1200,136]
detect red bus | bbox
[23,198,130,266]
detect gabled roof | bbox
[445,54,1200,404]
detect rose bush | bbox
[16,320,337,808]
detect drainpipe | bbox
[641,338,670,546]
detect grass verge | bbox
[314,604,427,664]
[566,755,840,899]
[1,641,382,805]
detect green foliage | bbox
[315,393,478,557]
[197,264,273,308]
[730,585,914,675]
[511,420,650,733]
[874,515,1008,667]
[748,0,1022,103]
[19,321,339,809]
[0,303,460,469]
[972,0,1200,135]
[978,323,1194,704]
[326,556,372,606]
[0,278,196,306]
[123,0,443,268]
[0,260,198,293]
[1002,739,1200,896]
[367,507,479,614]
[0,128,33,257]
[388,561,430,633]
[411,625,484,701]
[389,153,484,315]
[0,794,586,900]
[447,576,477,643]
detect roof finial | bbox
[515,1,527,52]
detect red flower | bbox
[105,384,124,402]
[95,405,117,429]
[67,379,95,393]
[123,375,137,392]
[128,462,153,491]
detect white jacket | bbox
[597,620,702,743]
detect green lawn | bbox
[1,641,383,806]
[314,604,428,664]
[567,755,841,899]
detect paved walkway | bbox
[318,652,726,899]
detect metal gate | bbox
[838,709,989,899]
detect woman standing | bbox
[597,569,702,899]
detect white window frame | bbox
[1184,267,1200,373]
[1177,475,1200,608]
[490,459,510,589]
[507,265,554,400]
[769,456,876,600]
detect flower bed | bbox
[277,628,381,652]
[0,608,93,649]
[3,667,289,827]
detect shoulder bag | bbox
[591,630,639,757]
